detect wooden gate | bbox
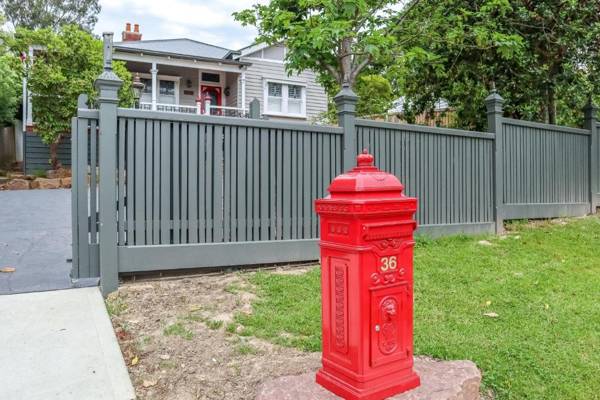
[70,96,101,281]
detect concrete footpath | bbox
[0,287,135,400]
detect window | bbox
[159,80,175,96]
[264,81,305,116]
[288,85,302,114]
[202,72,220,83]
[267,82,283,112]
[140,78,152,94]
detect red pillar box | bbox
[314,150,420,400]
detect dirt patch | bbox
[108,272,321,400]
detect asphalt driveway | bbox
[0,189,73,294]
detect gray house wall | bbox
[238,45,328,121]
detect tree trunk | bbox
[340,37,353,86]
[49,136,62,170]
[547,85,556,125]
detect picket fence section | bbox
[71,108,100,280]
[71,34,600,293]
[356,120,495,236]
[501,119,591,219]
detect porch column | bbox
[25,46,34,128]
[241,69,247,111]
[150,62,158,111]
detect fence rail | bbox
[72,34,600,294]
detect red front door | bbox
[201,85,222,115]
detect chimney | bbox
[122,22,142,41]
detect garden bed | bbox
[108,216,600,399]
[107,268,321,400]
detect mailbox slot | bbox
[370,283,410,368]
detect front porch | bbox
[118,59,248,117]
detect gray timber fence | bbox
[73,34,600,294]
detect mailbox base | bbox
[316,368,420,400]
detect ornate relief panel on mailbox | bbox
[370,284,410,368]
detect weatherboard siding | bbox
[240,57,328,121]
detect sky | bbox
[94,0,268,50]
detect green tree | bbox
[0,0,101,31]
[355,74,394,117]
[10,25,132,168]
[234,0,419,90]
[393,0,600,129]
[0,54,20,126]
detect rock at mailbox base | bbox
[314,151,419,400]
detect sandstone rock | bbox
[31,178,61,189]
[256,357,481,400]
[60,177,72,188]
[46,168,71,179]
[6,179,30,190]
[46,169,60,179]
[7,172,24,180]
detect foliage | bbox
[0,0,100,31]
[0,14,21,126]
[355,74,394,117]
[234,0,417,89]
[393,0,600,129]
[8,25,132,167]
[0,54,21,125]
[236,216,600,399]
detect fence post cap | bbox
[334,84,358,104]
[77,94,89,109]
[95,32,122,99]
[584,98,598,114]
[485,88,504,113]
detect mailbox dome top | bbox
[328,150,405,195]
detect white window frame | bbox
[138,72,181,105]
[263,79,307,118]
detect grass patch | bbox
[225,282,243,294]
[163,322,194,340]
[236,216,600,399]
[105,294,128,317]
[236,342,259,356]
[206,319,224,330]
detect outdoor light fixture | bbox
[132,73,145,108]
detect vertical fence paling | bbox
[585,102,600,212]
[355,121,495,233]
[114,111,343,248]
[501,120,590,206]
[71,98,100,280]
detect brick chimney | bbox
[122,23,142,41]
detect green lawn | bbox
[236,216,600,400]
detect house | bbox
[114,23,328,121]
[18,23,329,173]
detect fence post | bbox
[95,33,122,296]
[486,88,505,233]
[334,83,358,171]
[584,100,599,213]
[249,98,260,119]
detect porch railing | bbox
[139,102,197,114]
[139,102,247,118]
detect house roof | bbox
[114,38,242,62]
